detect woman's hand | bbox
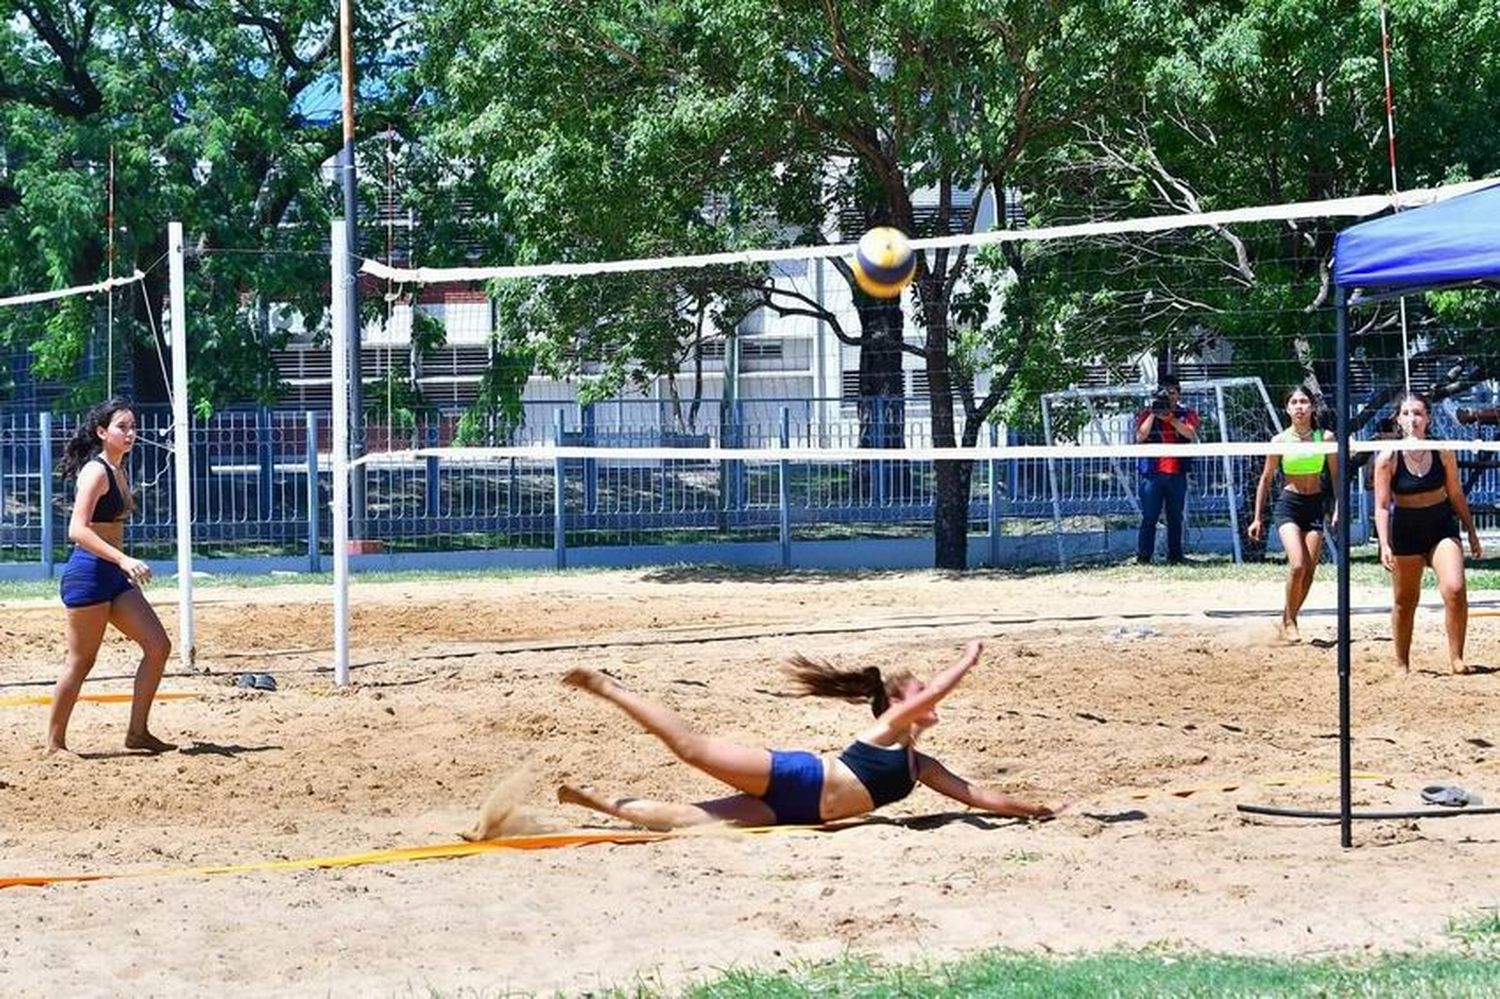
[1380,543,1395,573]
[120,556,152,585]
[1469,530,1484,560]
[1247,518,1263,542]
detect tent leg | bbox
[1335,285,1352,849]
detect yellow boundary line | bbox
[0,825,822,890]
[0,692,201,708]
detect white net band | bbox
[358,181,1490,284]
[347,437,1500,469]
[0,269,147,308]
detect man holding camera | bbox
[1134,371,1201,564]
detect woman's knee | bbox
[1439,578,1468,604]
[61,652,98,679]
[140,632,172,664]
[1391,583,1422,616]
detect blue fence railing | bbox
[6,397,1491,570]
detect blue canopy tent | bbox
[1327,182,1500,845]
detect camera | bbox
[1151,388,1173,415]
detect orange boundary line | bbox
[0,692,200,708]
[0,825,823,890]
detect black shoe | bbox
[1166,555,1194,565]
[1136,555,1153,565]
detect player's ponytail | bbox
[783,655,913,717]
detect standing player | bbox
[47,398,176,756]
[1248,385,1338,642]
[1372,393,1483,673]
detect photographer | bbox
[1134,371,1201,564]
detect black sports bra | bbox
[838,740,916,807]
[89,455,129,523]
[1392,450,1446,495]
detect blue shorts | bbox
[60,549,133,608]
[760,749,825,825]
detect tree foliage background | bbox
[3,0,1498,565]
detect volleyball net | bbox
[0,232,194,665]
[326,179,1500,590]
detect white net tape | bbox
[360,181,1491,284]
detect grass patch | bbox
[1446,909,1500,946]
[668,950,1500,998]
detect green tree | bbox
[0,0,414,412]
[1013,0,1500,429]
[423,0,1162,568]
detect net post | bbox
[331,219,352,687]
[306,411,321,573]
[778,406,791,568]
[988,422,1001,568]
[1039,396,1066,566]
[1335,283,1353,849]
[168,222,195,670]
[1214,383,1243,563]
[582,401,598,519]
[553,408,567,570]
[0,416,7,546]
[256,405,274,519]
[39,411,54,578]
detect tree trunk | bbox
[933,459,973,569]
[922,281,969,570]
[855,296,908,500]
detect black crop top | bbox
[838,740,916,807]
[1392,450,1446,495]
[89,455,129,523]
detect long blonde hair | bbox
[782,654,913,717]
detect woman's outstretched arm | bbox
[874,639,984,733]
[915,752,1056,819]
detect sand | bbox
[2,566,1500,995]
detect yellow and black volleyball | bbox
[851,226,916,298]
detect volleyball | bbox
[851,226,916,298]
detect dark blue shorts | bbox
[60,549,133,608]
[760,749,825,825]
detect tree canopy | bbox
[4,0,1499,566]
[0,0,415,412]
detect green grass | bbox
[403,951,1500,998]
[668,951,1500,998]
[1445,909,1500,947]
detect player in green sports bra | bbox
[1248,385,1339,643]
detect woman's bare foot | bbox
[1451,658,1471,675]
[1396,659,1412,674]
[561,668,615,695]
[1279,619,1302,644]
[556,784,635,823]
[124,731,177,754]
[557,783,606,809]
[42,742,79,760]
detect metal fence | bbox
[9,396,1491,572]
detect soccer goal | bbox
[1040,377,1281,564]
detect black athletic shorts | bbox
[1389,499,1460,557]
[1272,490,1326,533]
